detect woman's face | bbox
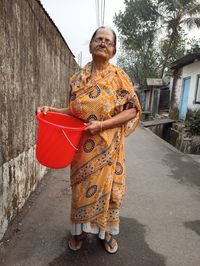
[90,28,115,61]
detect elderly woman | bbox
[37,26,141,254]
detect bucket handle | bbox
[61,129,78,151]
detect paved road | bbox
[0,126,200,266]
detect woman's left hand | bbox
[84,120,102,135]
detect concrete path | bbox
[0,126,200,266]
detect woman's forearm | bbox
[49,107,71,114]
[102,108,137,130]
[37,105,72,115]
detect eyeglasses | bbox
[93,37,114,47]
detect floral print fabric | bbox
[69,62,141,232]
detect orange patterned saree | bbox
[69,62,141,237]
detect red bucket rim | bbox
[36,112,86,131]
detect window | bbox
[195,74,200,103]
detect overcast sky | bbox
[40,0,199,67]
[40,0,125,66]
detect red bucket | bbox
[36,112,85,168]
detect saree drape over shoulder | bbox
[69,63,141,238]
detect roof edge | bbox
[171,53,200,69]
[36,0,75,58]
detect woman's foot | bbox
[68,232,87,251]
[103,232,118,254]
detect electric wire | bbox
[95,0,106,27]
[101,0,105,26]
[95,0,100,27]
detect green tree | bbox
[117,43,160,86]
[114,0,200,85]
[158,28,187,72]
[186,37,200,53]
[114,0,160,85]
[158,0,200,76]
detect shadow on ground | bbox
[49,217,166,266]
[163,153,200,187]
[184,220,200,237]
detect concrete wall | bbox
[171,61,200,114]
[0,0,78,240]
[148,124,200,155]
[182,61,200,109]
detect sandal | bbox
[68,232,87,251]
[103,233,118,254]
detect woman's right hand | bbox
[36,106,51,115]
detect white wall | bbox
[172,61,200,111]
[181,61,200,109]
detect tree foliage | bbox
[114,0,200,86]
[186,110,200,135]
[186,38,200,53]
